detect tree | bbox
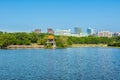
[55,36,69,48]
[29,32,39,43]
[13,32,31,45]
[0,33,16,48]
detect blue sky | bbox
[0,0,120,32]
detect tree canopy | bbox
[0,32,119,48]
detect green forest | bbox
[0,32,120,48]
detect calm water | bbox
[0,47,120,80]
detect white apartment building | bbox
[55,29,71,36]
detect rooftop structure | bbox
[48,35,54,39]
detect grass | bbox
[71,44,107,47]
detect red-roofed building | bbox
[33,29,41,33]
[47,28,54,34]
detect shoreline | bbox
[6,44,107,49]
[7,44,44,49]
[1,44,119,49]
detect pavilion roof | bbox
[48,35,54,39]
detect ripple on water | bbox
[0,48,120,80]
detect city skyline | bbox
[0,0,120,32]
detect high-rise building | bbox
[97,31,113,37]
[33,29,41,33]
[74,27,82,34]
[47,28,54,34]
[87,27,94,35]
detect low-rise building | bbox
[80,33,89,37]
[97,31,113,37]
[55,29,71,36]
[69,33,80,37]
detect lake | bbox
[0,47,120,80]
